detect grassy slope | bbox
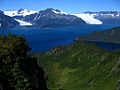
[35,42,120,90]
[80,26,120,43]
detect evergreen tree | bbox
[0,34,47,90]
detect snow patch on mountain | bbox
[14,19,32,26]
[4,9,38,17]
[73,13,102,24]
[84,11,120,18]
[52,10,68,15]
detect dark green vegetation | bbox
[34,41,120,90]
[0,34,47,90]
[80,26,120,44]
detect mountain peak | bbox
[45,8,54,11]
[45,8,60,12]
[42,8,68,15]
[4,9,38,17]
[17,8,30,14]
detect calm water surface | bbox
[0,24,120,52]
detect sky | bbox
[0,0,120,13]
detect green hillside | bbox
[80,26,120,44]
[35,41,120,90]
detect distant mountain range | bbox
[1,8,120,28]
[2,8,86,27]
[84,11,120,25]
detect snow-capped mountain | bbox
[8,8,85,27]
[0,10,19,28]
[50,8,68,15]
[3,9,35,26]
[84,11,120,18]
[28,8,86,27]
[4,8,38,17]
[73,11,120,25]
[2,8,120,27]
[73,13,102,24]
[3,8,86,27]
[82,11,120,25]
[4,8,68,17]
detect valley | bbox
[34,41,120,90]
[1,5,120,90]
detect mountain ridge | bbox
[79,26,120,44]
[7,8,86,27]
[1,8,120,27]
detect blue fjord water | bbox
[0,24,120,52]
